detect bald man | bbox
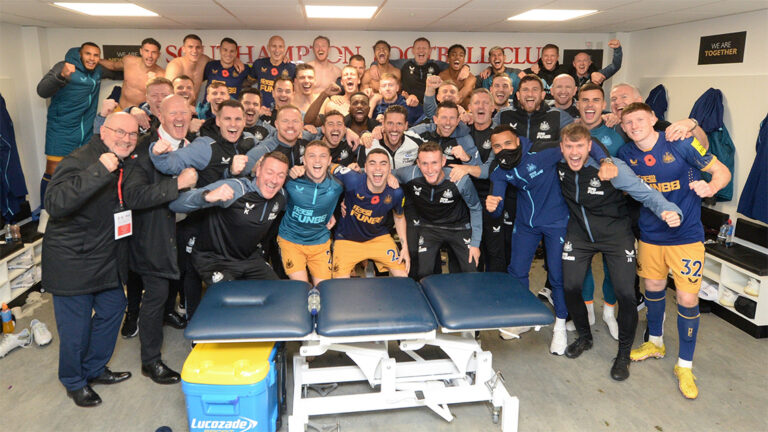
[248,35,296,110]
[43,112,139,407]
[550,74,579,118]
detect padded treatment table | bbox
[186,274,554,432]
[184,280,315,342]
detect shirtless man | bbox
[306,35,341,92]
[293,63,322,114]
[165,34,243,105]
[438,44,476,108]
[304,65,360,124]
[361,40,401,93]
[99,38,164,109]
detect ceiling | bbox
[1,0,766,32]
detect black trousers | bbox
[126,271,175,317]
[562,233,637,352]
[138,275,169,364]
[414,226,477,279]
[193,250,279,286]
[175,220,203,319]
[478,208,508,272]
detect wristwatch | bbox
[689,118,699,131]
[601,157,614,164]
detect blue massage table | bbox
[185,273,553,431]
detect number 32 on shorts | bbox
[680,258,702,277]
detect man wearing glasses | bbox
[43,112,140,408]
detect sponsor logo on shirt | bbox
[221,157,231,164]
[629,158,638,166]
[558,170,565,181]
[244,202,255,215]
[413,185,422,196]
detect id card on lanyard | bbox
[114,166,133,239]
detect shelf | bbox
[8,267,26,282]
[703,268,720,282]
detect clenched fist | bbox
[152,139,173,155]
[177,167,198,190]
[99,152,120,172]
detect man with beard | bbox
[169,151,289,284]
[345,92,379,136]
[490,74,513,112]
[238,88,273,141]
[365,106,420,170]
[320,111,359,166]
[98,38,164,109]
[37,42,122,206]
[240,105,308,173]
[249,35,296,110]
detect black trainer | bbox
[121,312,138,339]
[564,336,593,359]
[611,353,631,381]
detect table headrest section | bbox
[316,277,438,337]
[420,273,555,330]
[184,280,315,340]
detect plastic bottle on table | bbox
[307,288,321,316]
[1,303,14,334]
[724,219,735,247]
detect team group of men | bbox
[38,32,730,408]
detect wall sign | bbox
[698,31,746,65]
[102,45,140,62]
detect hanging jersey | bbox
[617,133,715,246]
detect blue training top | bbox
[617,132,715,246]
[278,174,343,245]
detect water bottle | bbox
[1,303,14,334]
[725,219,735,247]
[717,220,730,245]
[307,288,321,316]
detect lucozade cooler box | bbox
[182,342,277,432]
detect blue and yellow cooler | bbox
[182,342,278,432]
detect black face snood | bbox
[496,147,522,170]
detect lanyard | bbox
[117,167,124,210]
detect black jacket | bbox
[123,137,182,279]
[42,136,130,295]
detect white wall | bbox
[622,9,768,224]
[6,28,615,208]
[4,16,766,218]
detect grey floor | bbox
[2,257,767,432]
